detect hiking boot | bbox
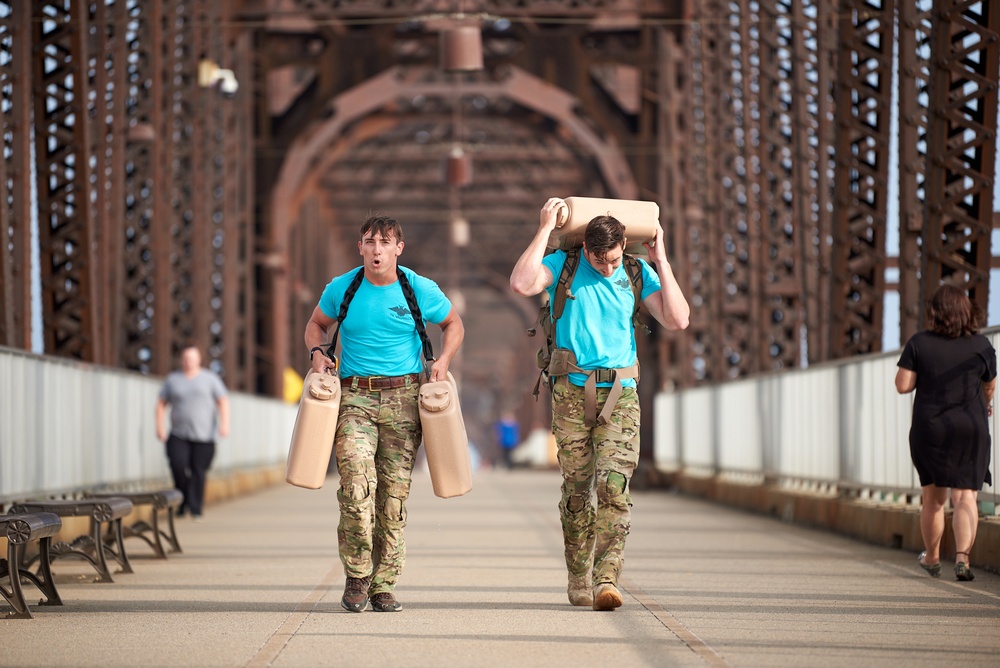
[592,583,623,611]
[370,592,403,612]
[341,576,371,613]
[568,575,593,607]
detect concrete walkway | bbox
[4,469,1000,667]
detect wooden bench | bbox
[1,513,63,619]
[85,489,184,559]
[7,497,134,583]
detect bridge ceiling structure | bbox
[0,0,998,432]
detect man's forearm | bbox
[654,261,690,330]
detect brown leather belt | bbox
[343,373,421,391]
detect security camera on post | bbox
[198,59,238,98]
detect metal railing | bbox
[653,330,1000,515]
[0,346,297,504]
[5,326,999,515]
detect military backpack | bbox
[527,248,649,427]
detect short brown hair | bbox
[583,215,625,257]
[360,214,404,243]
[927,285,983,338]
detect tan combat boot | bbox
[592,582,623,611]
[567,574,593,606]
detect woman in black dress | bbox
[895,285,996,581]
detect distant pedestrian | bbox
[156,345,230,521]
[495,412,520,469]
[510,198,690,610]
[895,285,996,581]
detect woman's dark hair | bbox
[583,215,626,257]
[360,214,404,243]
[927,285,983,338]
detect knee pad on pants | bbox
[598,472,628,504]
[380,495,405,523]
[341,474,372,501]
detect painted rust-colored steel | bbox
[812,1,837,362]
[0,2,33,350]
[89,0,129,366]
[121,0,166,375]
[684,7,723,384]
[652,27,691,390]
[221,28,256,392]
[921,0,999,321]
[31,0,98,361]
[734,0,766,377]
[896,0,933,344]
[830,0,893,359]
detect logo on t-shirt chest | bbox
[389,305,411,320]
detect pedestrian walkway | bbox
[4,469,1000,667]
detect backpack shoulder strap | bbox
[324,268,365,360]
[396,268,435,362]
[337,268,366,322]
[552,249,581,321]
[623,254,650,335]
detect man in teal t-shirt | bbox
[510,197,690,611]
[304,215,465,614]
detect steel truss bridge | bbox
[1,0,998,446]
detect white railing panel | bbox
[652,392,680,471]
[680,386,714,469]
[654,327,1000,510]
[987,332,1000,502]
[777,367,841,482]
[717,380,762,472]
[0,347,297,503]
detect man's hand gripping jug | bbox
[286,371,341,489]
[419,372,472,498]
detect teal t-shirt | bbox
[541,250,661,388]
[318,266,452,378]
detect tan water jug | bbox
[548,196,660,254]
[286,371,342,489]
[419,372,472,498]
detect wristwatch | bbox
[309,346,326,360]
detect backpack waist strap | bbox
[549,348,639,428]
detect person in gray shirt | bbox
[156,345,230,521]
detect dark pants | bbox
[166,435,216,516]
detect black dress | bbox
[898,331,997,489]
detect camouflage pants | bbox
[551,377,640,587]
[334,380,421,595]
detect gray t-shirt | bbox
[159,370,228,442]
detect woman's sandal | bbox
[917,551,941,578]
[954,552,975,581]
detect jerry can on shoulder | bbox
[548,196,660,255]
[286,371,341,489]
[419,372,472,499]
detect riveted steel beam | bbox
[31,0,98,360]
[0,1,33,350]
[896,0,934,343]
[920,0,999,319]
[830,0,893,358]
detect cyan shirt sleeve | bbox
[410,272,452,324]
[317,276,343,319]
[541,250,567,302]
[638,257,662,300]
[318,269,366,320]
